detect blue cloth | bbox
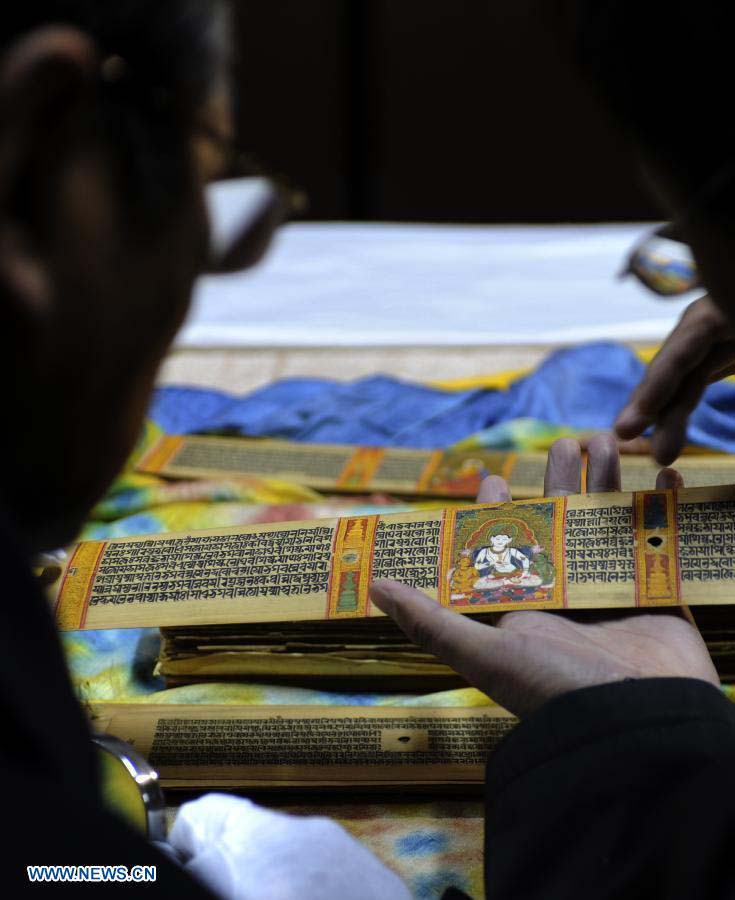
[150,342,735,451]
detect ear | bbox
[0,26,98,324]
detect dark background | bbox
[232,1,659,223]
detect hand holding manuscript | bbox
[71,484,735,791]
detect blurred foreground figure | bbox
[373,3,735,898]
[0,3,407,897]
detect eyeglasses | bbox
[622,159,735,297]
[195,121,308,275]
[203,176,288,273]
[98,53,300,275]
[622,221,700,296]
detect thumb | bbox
[370,578,510,693]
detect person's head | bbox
[556,1,735,318]
[488,524,516,552]
[0,2,272,552]
[489,534,512,552]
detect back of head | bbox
[0,1,223,224]
[0,1,225,551]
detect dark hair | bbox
[554,1,734,196]
[1,1,224,224]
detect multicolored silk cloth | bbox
[67,431,491,897]
[63,341,735,899]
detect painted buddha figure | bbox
[450,551,478,596]
[474,525,531,583]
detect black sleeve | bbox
[484,678,735,900]
[0,527,219,896]
[6,773,218,896]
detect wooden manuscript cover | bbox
[51,485,735,632]
[136,434,735,499]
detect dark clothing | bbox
[1,522,214,896]
[4,518,734,897]
[485,677,735,899]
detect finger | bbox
[370,579,509,690]
[544,438,582,496]
[615,298,724,439]
[650,410,689,467]
[708,360,735,384]
[648,356,716,465]
[655,467,684,490]
[475,475,511,504]
[647,340,735,464]
[617,436,652,454]
[698,342,735,384]
[586,433,621,493]
[580,433,649,455]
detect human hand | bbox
[615,294,735,465]
[370,435,718,718]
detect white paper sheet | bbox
[176,221,697,348]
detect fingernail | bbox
[651,434,678,467]
[369,581,391,607]
[615,409,646,437]
[477,475,510,503]
[656,467,684,490]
